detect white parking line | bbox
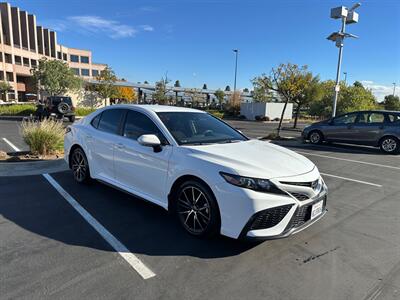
[296,151,400,171]
[42,173,156,280]
[2,137,20,152]
[320,172,382,188]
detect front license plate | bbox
[310,200,323,220]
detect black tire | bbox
[58,102,70,114]
[308,130,324,144]
[68,115,76,122]
[175,180,220,238]
[379,136,399,154]
[70,147,91,183]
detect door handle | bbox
[115,143,125,149]
[86,134,92,139]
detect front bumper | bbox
[239,194,327,240]
[213,168,327,239]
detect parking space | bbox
[0,120,28,152]
[1,138,399,299]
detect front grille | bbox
[286,196,327,230]
[280,180,319,188]
[290,192,310,201]
[249,204,294,230]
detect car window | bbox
[157,112,247,145]
[357,112,385,124]
[333,113,357,125]
[123,110,166,143]
[97,109,124,134]
[387,113,400,124]
[91,113,102,129]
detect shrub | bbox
[238,115,246,119]
[21,118,64,155]
[273,117,280,121]
[75,107,96,116]
[0,104,36,116]
[255,115,268,121]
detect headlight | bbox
[220,172,286,195]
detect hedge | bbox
[0,104,37,116]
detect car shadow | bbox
[273,140,387,156]
[0,173,260,260]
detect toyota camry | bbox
[64,105,327,240]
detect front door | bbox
[324,112,358,142]
[113,110,172,206]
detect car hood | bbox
[184,139,315,179]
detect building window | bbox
[5,53,12,64]
[0,53,2,62]
[31,59,37,67]
[0,71,4,81]
[57,51,62,59]
[6,72,14,82]
[14,56,22,65]
[63,53,67,61]
[71,68,79,76]
[70,54,79,63]
[92,69,99,77]
[80,56,89,64]
[81,69,90,76]
[23,57,30,67]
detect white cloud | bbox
[360,80,398,102]
[139,25,154,32]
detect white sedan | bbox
[64,105,327,240]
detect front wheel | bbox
[71,148,91,183]
[175,180,220,237]
[309,130,324,144]
[380,137,399,154]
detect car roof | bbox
[105,104,206,113]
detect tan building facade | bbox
[0,2,107,101]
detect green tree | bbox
[202,83,208,89]
[252,63,317,134]
[225,85,231,92]
[251,76,273,102]
[353,81,364,88]
[174,80,181,87]
[174,80,181,104]
[31,58,82,96]
[0,81,12,101]
[144,80,149,84]
[309,80,378,117]
[383,95,400,111]
[243,88,249,93]
[95,67,118,106]
[153,75,171,104]
[214,89,225,109]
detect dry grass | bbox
[21,118,65,155]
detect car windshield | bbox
[157,112,247,145]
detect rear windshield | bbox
[50,97,72,105]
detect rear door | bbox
[324,112,358,142]
[89,108,125,180]
[353,112,386,144]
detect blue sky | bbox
[10,0,400,100]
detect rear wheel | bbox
[309,130,323,144]
[68,115,76,122]
[380,136,399,154]
[175,180,220,237]
[71,148,91,183]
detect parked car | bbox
[64,105,327,240]
[36,96,75,122]
[302,110,400,154]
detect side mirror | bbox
[138,134,162,152]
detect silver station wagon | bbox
[302,110,400,154]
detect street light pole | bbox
[393,83,396,96]
[343,72,347,85]
[233,49,239,91]
[328,3,361,117]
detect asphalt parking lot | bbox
[1,119,399,299]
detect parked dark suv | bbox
[36,96,76,122]
[302,110,400,154]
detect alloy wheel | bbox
[71,149,88,182]
[381,138,397,153]
[177,186,211,235]
[310,131,321,144]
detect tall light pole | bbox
[233,49,239,91]
[343,72,347,85]
[393,82,396,96]
[327,3,361,117]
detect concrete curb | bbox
[0,159,68,177]
[0,115,26,121]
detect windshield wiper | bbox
[217,139,242,144]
